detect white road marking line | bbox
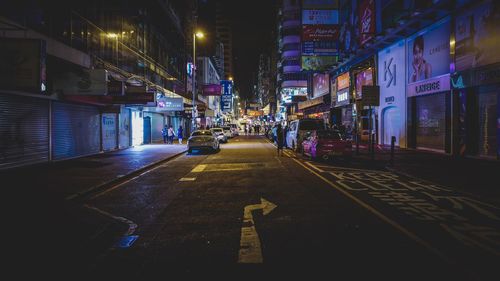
[179,177,196,181]
[290,156,452,264]
[191,164,207,173]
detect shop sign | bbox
[302,41,339,56]
[407,74,450,97]
[202,84,222,96]
[359,0,375,46]
[220,80,233,112]
[298,96,324,110]
[337,72,350,90]
[301,55,338,71]
[302,10,339,25]
[355,68,374,100]
[157,97,184,111]
[335,88,350,107]
[302,25,340,41]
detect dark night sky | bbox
[226,0,276,101]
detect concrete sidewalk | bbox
[3,143,187,201]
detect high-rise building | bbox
[216,1,233,80]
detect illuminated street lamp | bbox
[192,31,204,132]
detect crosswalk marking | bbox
[191,164,207,173]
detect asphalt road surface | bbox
[52,135,500,280]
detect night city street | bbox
[1,0,500,280]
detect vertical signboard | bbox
[378,40,406,146]
[220,80,233,112]
[359,0,376,46]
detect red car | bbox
[302,130,352,161]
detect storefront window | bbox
[477,90,498,158]
[415,93,446,151]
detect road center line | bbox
[179,177,196,181]
[290,156,452,264]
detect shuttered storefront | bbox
[0,94,49,169]
[151,112,164,143]
[52,102,100,160]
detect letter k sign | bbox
[384,57,396,88]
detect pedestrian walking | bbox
[167,125,175,144]
[276,124,284,156]
[161,125,168,144]
[177,125,183,144]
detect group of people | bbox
[243,124,262,135]
[161,125,183,144]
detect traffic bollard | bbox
[390,136,396,166]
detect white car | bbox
[222,126,233,138]
[229,124,240,136]
[210,128,228,143]
[187,130,220,154]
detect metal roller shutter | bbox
[151,112,164,143]
[0,94,49,169]
[52,102,100,160]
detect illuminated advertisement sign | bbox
[336,72,350,90]
[313,73,330,98]
[455,0,500,72]
[355,68,374,100]
[335,88,350,107]
[302,10,339,25]
[302,41,338,56]
[220,80,233,112]
[407,18,450,83]
[359,0,375,46]
[302,55,337,71]
[202,84,222,96]
[302,25,340,41]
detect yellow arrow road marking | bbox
[238,198,277,263]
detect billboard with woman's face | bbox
[407,19,451,83]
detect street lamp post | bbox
[192,31,204,132]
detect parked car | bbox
[302,130,352,161]
[222,126,233,138]
[229,123,240,136]
[286,118,326,152]
[187,130,220,154]
[210,127,228,143]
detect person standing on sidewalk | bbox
[162,125,168,144]
[276,124,284,156]
[167,125,175,144]
[177,125,183,144]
